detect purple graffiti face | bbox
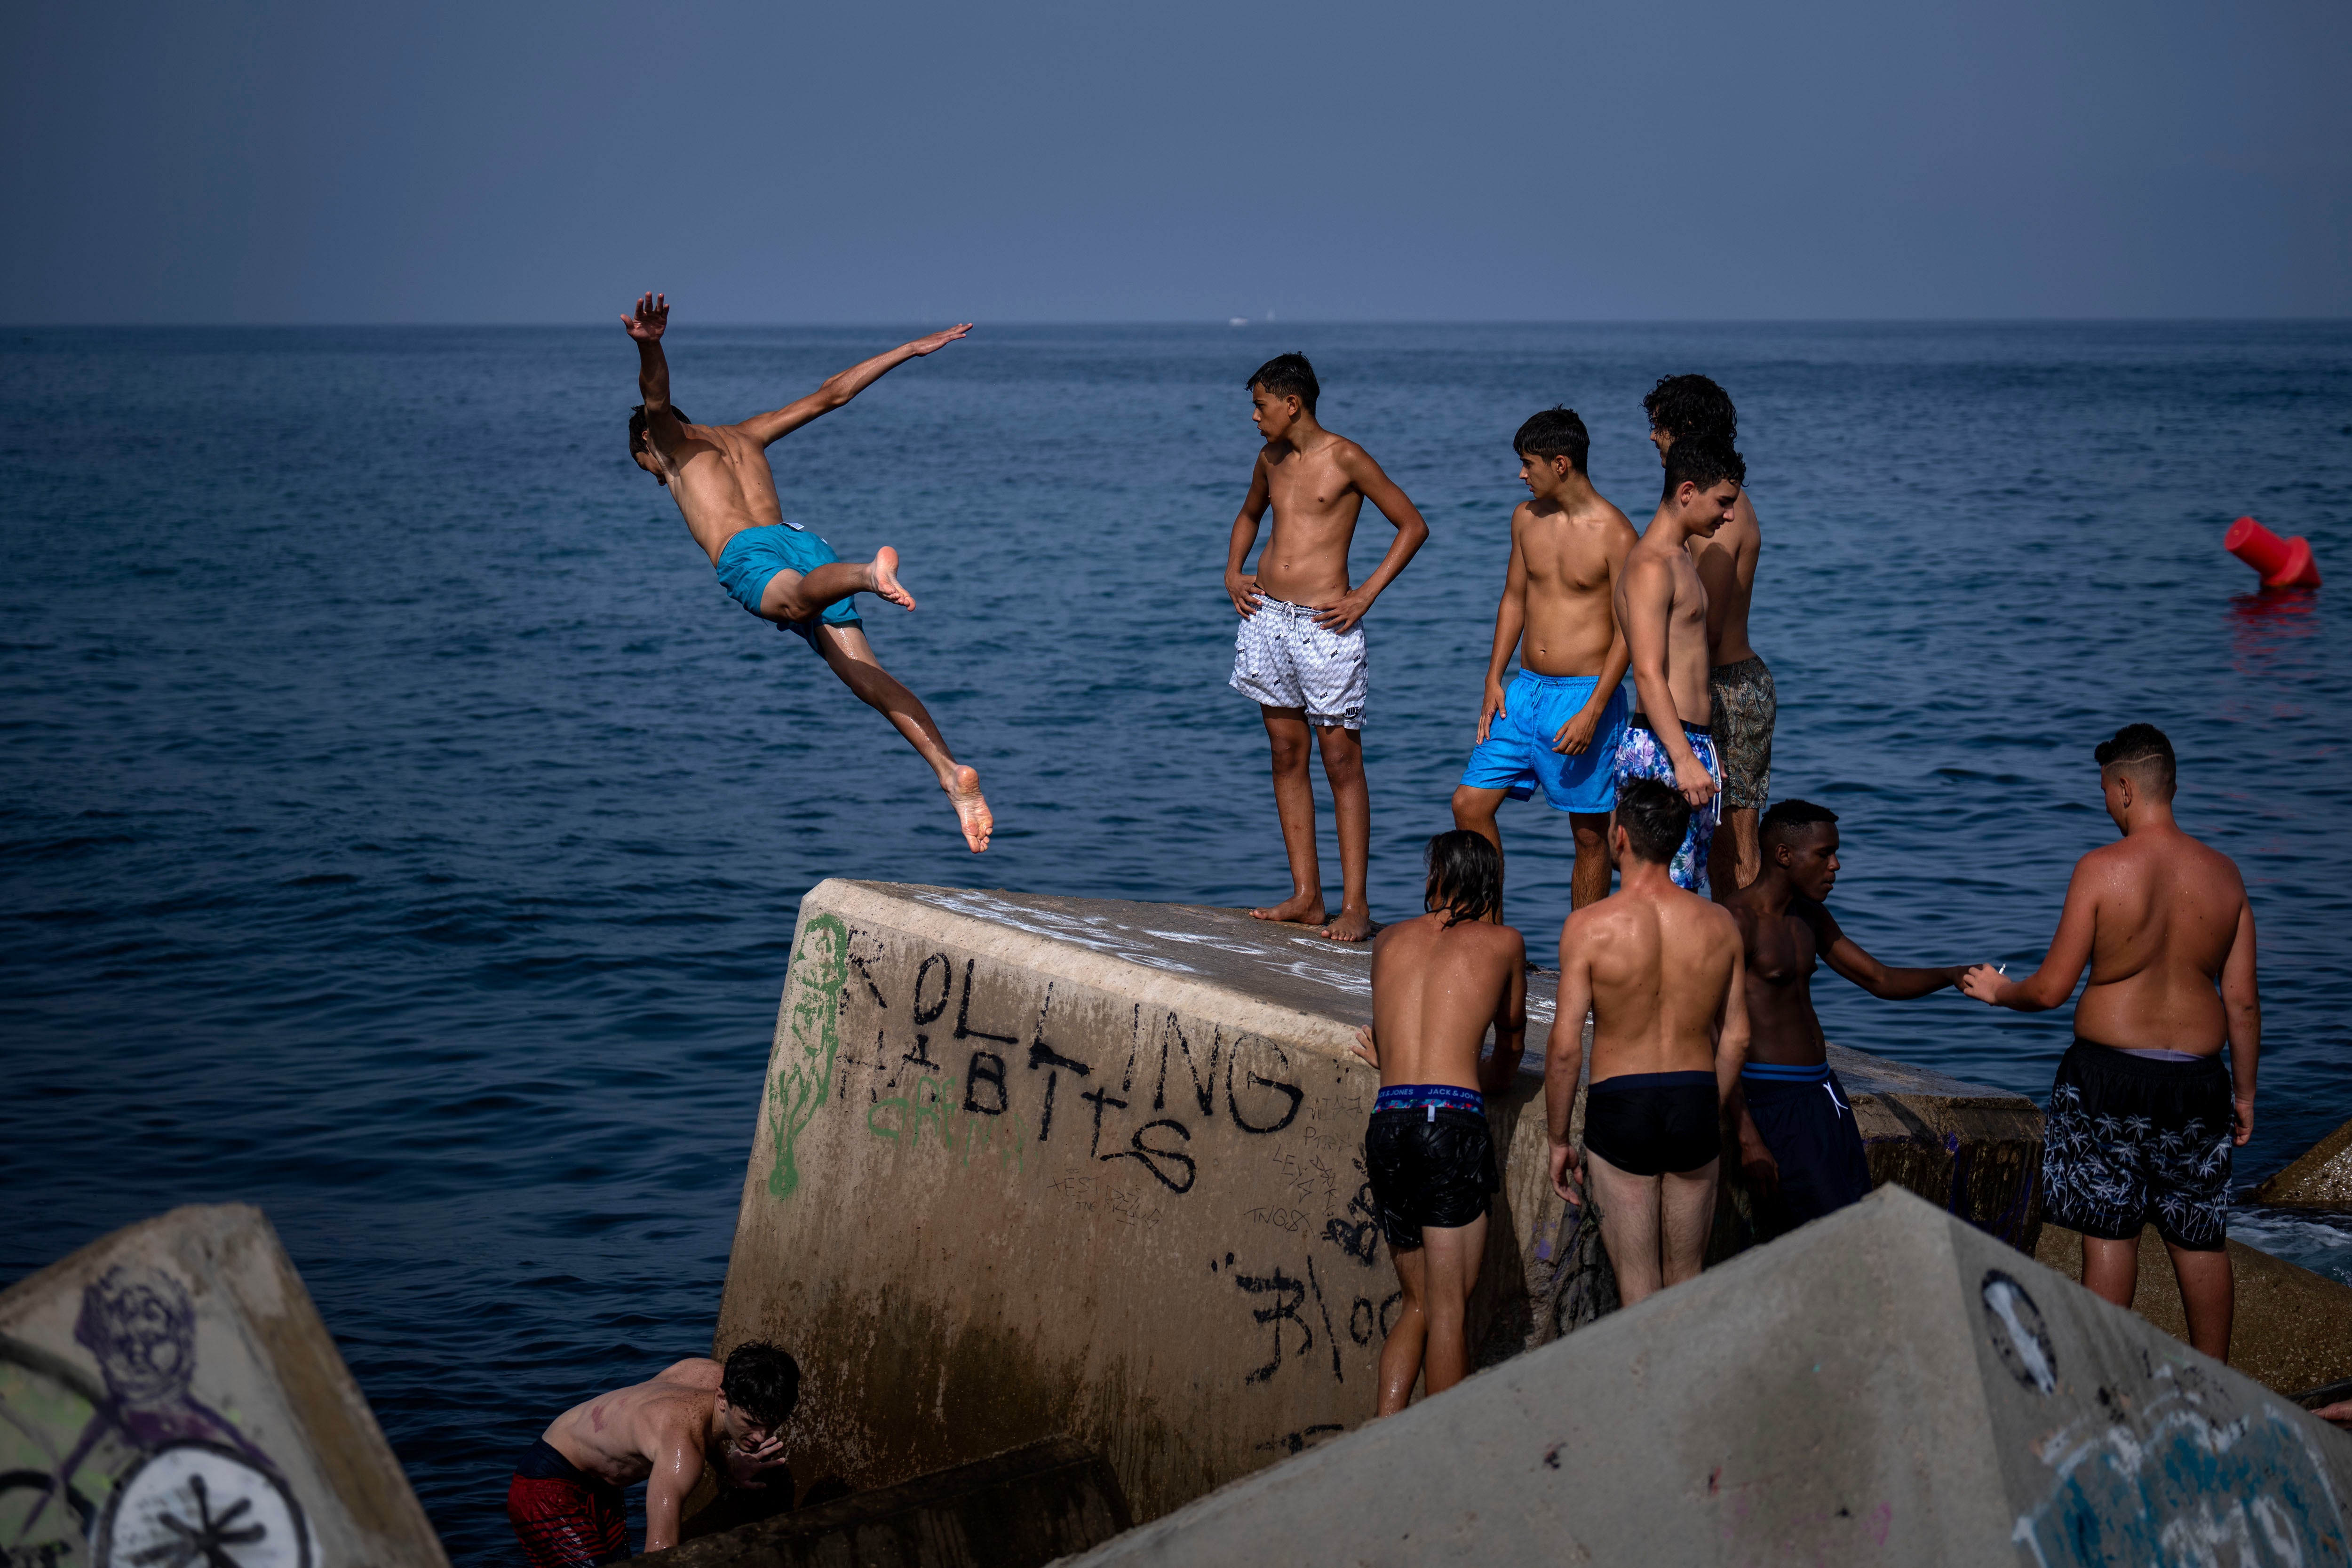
[75,1263,197,1405]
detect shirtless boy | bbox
[1722,800,1967,1235]
[623,293,992,852]
[1962,724,2258,1361]
[1226,353,1430,941]
[1452,407,1638,915]
[1547,779,1748,1305]
[1348,831,1527,1412]
[1611,440,1745,893]
[1645,376,1772,896]
[508,1342,800,1566]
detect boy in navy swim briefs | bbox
[1453,407,1639,917]
[1350,832,1526,1415]
[1548,780,1748,1306]
[1720,801,1969,1237]
[623,292,994,852]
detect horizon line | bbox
[5,315,2351,332]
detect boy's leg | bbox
[2166,1242,2234,1361]
[1414,1213,1490,1399]
[1568,812,1613,909]
[1583,1152,1664,1305]
[2078,1233,2139,1309]
[813,627,992,853]
[758,548,915,623]
[1450,786,1510,923]
[1658,1160,1720,1289]
[1376,1243,1428,1417]
[1316,723,1372,942]
[1252,706,1325,927]
[1709,810,1760,900]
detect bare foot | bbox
[944,764,991,852]
[1252,890,1327,925]
[1319,905,1374,943]
[869,547,916,611]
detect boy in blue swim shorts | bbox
[1453,407,1638,915]
[622,293,994,852]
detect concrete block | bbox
[2253,1115,2352,1210]
[636,1436,1127,1568]
[0,1203,448,1568]
[2034,1222,2352,1398]
[1062,1185,2352,1567]
[715,883,2043,1522]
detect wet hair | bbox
[1760,798,1838,847]
[721,1340,801,1429]
[628,403,691,455]
[1643,374,1737,444]
[2094,722,2177,800]
[1661,437,1745,502]
[1424,830,1502,928]
[1247,353,1319,414]
[1513,406,1590,474]
[1613,778,1691,867]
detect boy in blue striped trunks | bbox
[1719,800,1969,1236]
[1452,407,1639,917]
[622,293,993,852]
[1348,832,1527,1415]
[1610,439,1745,892]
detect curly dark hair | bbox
[721,1340,802,1429]
[1760,798,1838,847]
[1247,353,1319,413]
[628,403,691,455]
[1642,374,1736,444]
[1661,437,1745,501]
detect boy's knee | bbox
[1316,726,1365,773]
[1450,786,1493,828]
[1268,736,1312,774]
[1571,816,1608,853]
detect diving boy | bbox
[1349,831,1527,1412]
[1452,407,1638,915]
[1720,800,1968,1235]
[1226,353,1430,942]
[1645,374,1773,897]
[623,293,993,852]
[1611,440,1745,892]
[509,1343,800,1565]
[1547,779,1748,1305]
[1961,724,2258,1362]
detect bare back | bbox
[541,1357,719,1487]
[1565,882,1744,1082]
[1365,912,1527,1090]
[2073,831,2249,1052]
[1518,497,1638,677]
[1252,435,1371,604]
[1688,490,1760,668]
[644,419,786,565]
[1617,532,1714,729]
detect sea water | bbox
[2,322,2346,1561]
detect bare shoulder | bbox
[656,1357,723,1388]
[1328,436,1385,478]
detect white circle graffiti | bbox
[94,1444,309,1568]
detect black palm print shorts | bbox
[2042,1039,2233,1251]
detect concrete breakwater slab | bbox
[2254,1114,2352,1210]
[0,1203,448,1568]
[1062,1186,2352,1567]
[715,882,2042,1521]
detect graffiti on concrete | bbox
[2012,1366,2347,1567]
[0,1268,310,1568]
[767,914,850,1200]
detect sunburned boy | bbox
[1721,800,1968,1235]
[622,293,993,852]
[1226,353,1431,941]
[1349,831,1527,1412]
[509,1343,799,1566]
[1547,779,1748,1305]
[1611,440,1745,892]
[1644,375,1773,897]
[1961,724,2258,1362]
[1452,407,1638,915]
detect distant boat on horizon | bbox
[1228,317,1249,326]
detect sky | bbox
[6,0,2348,324]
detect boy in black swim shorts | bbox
[1349,832,1527,1414]
[1547,780,1748,1305]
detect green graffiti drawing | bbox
[766,914,850,1199]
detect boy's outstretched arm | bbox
[1479,934,1531,1095]
[1809,905,1968,999]
[1224,456,1273,616]
[1313,447,1430,634]
[1477,518,1529,742]
[2222,897,2259,1145]
[737,325,973,446]
[1960,859,2097,1009]
[624,293,690,478]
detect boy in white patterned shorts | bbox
[1224,353,1430,941]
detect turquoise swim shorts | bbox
[1458,671,1629,813]
[713,523,864,650]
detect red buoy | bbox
[2224,516,2322,589]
